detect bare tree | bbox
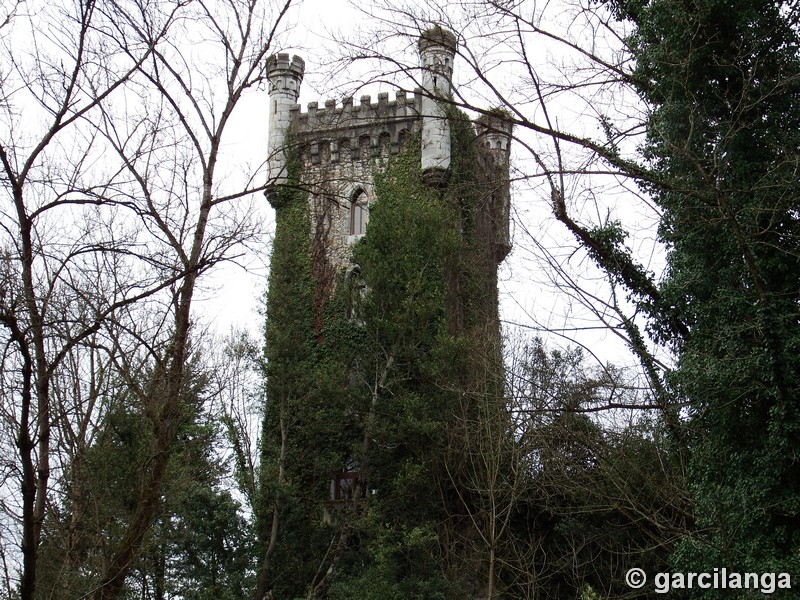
[0,0,293,596]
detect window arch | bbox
[349,189,369,236]
[397,129,409,150]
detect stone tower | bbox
[260,27,514,598]
[418,25,457,186]
[265,53,305,201]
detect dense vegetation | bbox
[257,116,685,599]
[607,0,800,592]
[259,120,503,598]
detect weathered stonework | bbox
[265,26,512,276]
[262,28,516,597]
[285,91,424,273]
[475,111,513,261]
[265,53,305,200]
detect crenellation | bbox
[264,29,517,597]
[282,90,424,161]
[265,52,304,202]
[266,53,305,78]
[474,112,513,261]
[290,91,421,126]
[418,28,455,186]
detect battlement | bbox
[474,112,514,137]
[475,111,513,153]
[288,89,424,160]
[291,90,420,132]
[418,25,458,53]
[266,53,305,78]
[265,24,511,273]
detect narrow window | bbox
[339,138,351,161]
[332,471,361,501]
[350,189,369,236]
[344,265,362,321]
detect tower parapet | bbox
[418,26,457,187]
[261,33,514,596]
[287,90,423,159]
[266,53,305,205]
[475,111,513,261]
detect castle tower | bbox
[260,28,514,598]
[265,53,305,203]
[418,26,458,187]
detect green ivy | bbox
[259,111,508,599]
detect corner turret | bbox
[418,26,457,187]
[475,111,513,261]
[266,53,305,205]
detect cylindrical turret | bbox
[418,27,457,187]
[475,111,513,261]
[266,53,305,205]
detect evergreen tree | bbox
[258,114,508,599]
[606,0,800,588]
[36,358,252,599]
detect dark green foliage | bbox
[35,399,155,599]
[35,357,253,600]
[259,112,689,599]
[503,340,687,599]
[603,0,800,590]
[258,155,357,597]
[259,106,688,599]
[327,517,450,600]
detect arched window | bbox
[358,135,371,160]
[378,131,391,155]
[349,189,369,236]
[338,138,351,161]
[398,129,409,150]
[344,265,365,321]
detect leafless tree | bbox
[439,335,690,599]
[0,0,293,597]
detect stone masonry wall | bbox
[289,92,423,273]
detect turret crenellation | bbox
[418,25,458,54]
[263,29,514,595]
[475,111,514,262]
[265,53,305,205]
[475,111,513,157]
